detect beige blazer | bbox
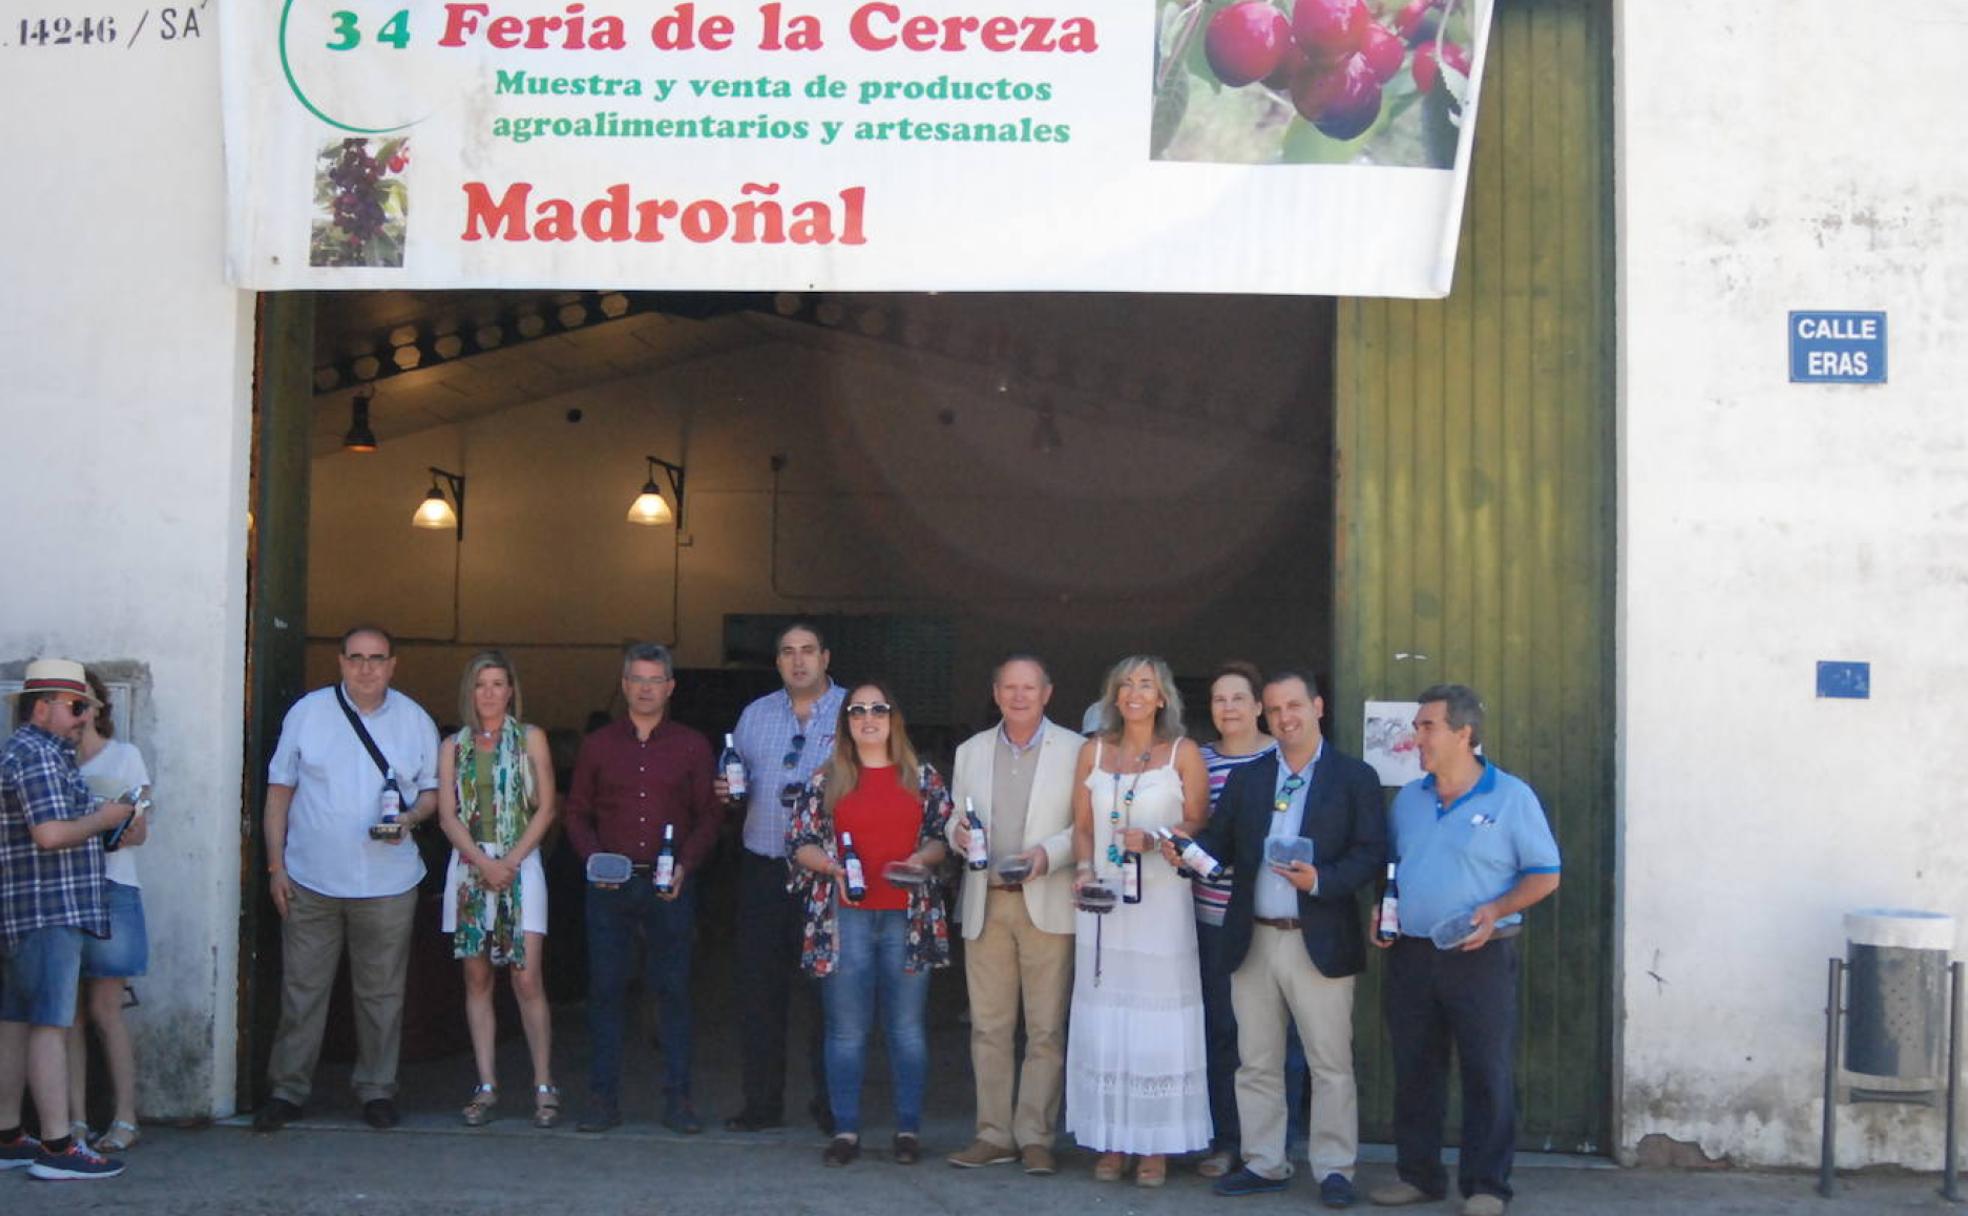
[946,718,1084,939]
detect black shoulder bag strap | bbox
[333,684,398,793]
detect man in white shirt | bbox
[254,626,438,1133]
[944,655,1083,1175]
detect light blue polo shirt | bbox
[1388,761,1560,937]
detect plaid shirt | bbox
[0,723,107,946]
[733,682,844,858]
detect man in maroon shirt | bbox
[564,643,718,1134]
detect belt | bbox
[988,883,1024,894]
[1254,917,1302,931]
[1397,924,1523,944]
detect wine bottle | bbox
[1377,861,1401,943]
[1121,845,1143,904]
[372,769,402,839]
[720,732,748,800]
[1160,827,1222,880]
[841,831,867,903]
[964,798,989,871]
[654,823,677,895]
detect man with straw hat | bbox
[0,658,135,1180]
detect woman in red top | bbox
[789,682,952,1168]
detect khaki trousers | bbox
[965,888,1074,1149]
[1230,923,1358,1180]
[266,883,418,1105]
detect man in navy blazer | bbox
[1182,670,1386,1207]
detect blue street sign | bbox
[1790,311,1887,383]
[1816,661,1871,700]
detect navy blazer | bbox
[1194,743,1387,980]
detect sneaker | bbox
[822,1135,861,1167]
[1368,1180,1442,1206]
[893,1133,921,1165]
[1320,1172,1358,1208]
[0,1132,42,1171]
[28,1140,123,1180]
[947,1138,1018,1168]
[1020,1144,1058,1175]
[252,1097,302,1134]
[1460,1196,1506,1216]
[1213,1166,1289,1197]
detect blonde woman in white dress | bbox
[1065,655,1213,1186]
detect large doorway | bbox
[241,0,1616,1151]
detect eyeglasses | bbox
[66,700,95,717]
[846,703,892,718]
[342,653,391,667]
[782,733,807,769]
[1274,773,1307,813]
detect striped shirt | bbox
[1192,739,1278,926]
[0,723,107,946]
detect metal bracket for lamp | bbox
[627,455,686,529]
[412,466,466,540]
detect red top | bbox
[564,717,720,873]
[834,765,919,912]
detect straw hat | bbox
[7,658,102,704]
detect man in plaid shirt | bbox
[0,658,137,1180]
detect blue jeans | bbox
[822,907,929,1136]
[586,876,696,1106]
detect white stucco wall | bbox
[1617,0,1968,1167]
[0,16,252,1115]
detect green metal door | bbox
[1333,0,1614,1153]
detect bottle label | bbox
[725,759,748,797]
[844,857,865,892]
[1122,856,1141,901]
[1379,896,1400,937]
[1182,843,1220,879]
[655,854,676,890]
[379,786,401,823]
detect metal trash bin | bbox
[1820,908,1962,1200]
[1846,909,1954,1081]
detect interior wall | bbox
[307,318,1334,738]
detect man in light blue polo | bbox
[1368,684,1559,1216]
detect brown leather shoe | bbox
[893,1134,921,1165]
[947,1138,1018,1168]
[1021,1144,1057,1175]
[823,1136,861,1167]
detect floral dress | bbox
[786,763,955,978]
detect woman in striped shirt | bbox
[1194,661,1277,1178]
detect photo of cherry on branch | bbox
[1152,0,1480,168]
[309,136,411,268]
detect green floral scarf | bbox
[453,717,534,968]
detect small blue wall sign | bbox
[1790,311,1887,383]
[1816,661,1871,700]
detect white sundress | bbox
[1064,739,1212,1156]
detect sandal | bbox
[1093,1152,1126,1182]
[462,1083,498,1127]
[1136,1154,1167,1188]
[532,1084,561,1129]
[96,1120,140,1152]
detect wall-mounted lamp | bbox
[343,386,378,452]
[627,455,687,528]
[412,466,466,540]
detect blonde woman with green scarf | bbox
[436,651,560,1127]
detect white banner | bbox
[221,0,1492,294]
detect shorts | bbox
[441,848,548,937]
[81,881,148,979]
[0,925,84,1027]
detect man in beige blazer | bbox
[944,655,1083,1176]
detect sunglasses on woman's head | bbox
[846,703,892,718]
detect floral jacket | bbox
[786,763,954,978]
